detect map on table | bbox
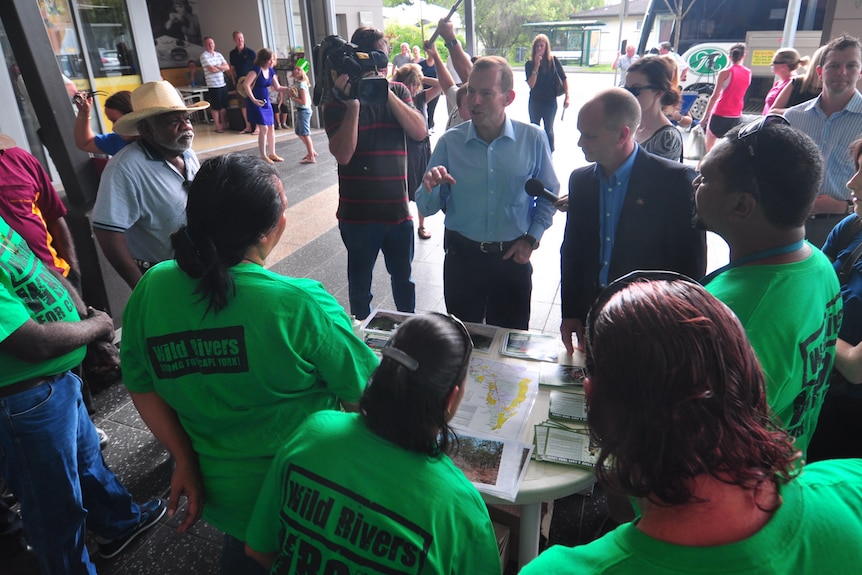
[450,357,539,441]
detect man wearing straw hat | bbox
[92,80,209,289]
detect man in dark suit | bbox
[560,88,706,353]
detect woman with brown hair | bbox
[242,48,291,163]
[763,48,801,113]
[525,34,569,152]
[769,45,826,113]
[625,56,683,161]
[522,272,862,574]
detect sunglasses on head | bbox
[623,85,659,97]
[737,114,790,157]
[586,270,700,346]
[437,313,473,383]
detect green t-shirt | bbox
[521,459,862,574]
[706,247,842,456]
[0,216,83,386]
[122,261,379,537]
[246,411,502,575]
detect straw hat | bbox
[0,134,16,150]
[114,81,210,137]
[236,74,250,99]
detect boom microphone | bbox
[525,178,559,204]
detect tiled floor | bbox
[20,72,731,574]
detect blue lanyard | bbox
[701,240,805,286]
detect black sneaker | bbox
[98,499,167,559]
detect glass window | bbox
[75,0,139,78]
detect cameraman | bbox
[324,27,427,320]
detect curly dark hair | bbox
[585,274,800,507]
[718,121,823,228]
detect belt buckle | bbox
[479,241,500,253]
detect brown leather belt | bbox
[0,373,62,399]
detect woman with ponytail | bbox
[246,313,502,574]
[120,153,378,574]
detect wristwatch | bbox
[445,38,459,50]
[523,234,539,250]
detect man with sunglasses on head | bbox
[559,87,706,354]
[784,34,862,247]
[92,81,208,289]
[695,116,841,457]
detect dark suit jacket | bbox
[560,148,707,322]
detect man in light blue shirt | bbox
[416,56,558,329]
[784,34,862,247]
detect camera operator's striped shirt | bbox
[324,83,413,225]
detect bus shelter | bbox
[522,20,605,66]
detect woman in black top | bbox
[525,34,569,152]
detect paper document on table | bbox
[449,357,539,440]
[533,422,598,468]
[360,309,414,350]
[448,429,533,502]
[501,331,561,362]
[540,364,586,387]
[549,389,588,422]
[463,322,500,356]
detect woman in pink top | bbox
[702,43,751,152]
[763,48,801,114]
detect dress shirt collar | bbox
[465,116,516,144]
[593,142,639,186]
[807,89,862,116]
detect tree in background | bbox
[384,22,458,63]
[384,0,602,60]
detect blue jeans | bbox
[220,534,268,575]
[339,220,415,320]
[529,96,558,151]
[294,107,311,136]
[0,372,140,575]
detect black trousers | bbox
[807,386,862,461]
[443,236,532,330]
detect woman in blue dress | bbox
[243,48,290,163]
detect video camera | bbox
[312,35,389,106]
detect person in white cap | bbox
[91,80,209,289]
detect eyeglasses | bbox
[770,61,786,66]
[623,85,659,97]
[434,312,474,385]
[737,114,790,157]
[382,313,473,388]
